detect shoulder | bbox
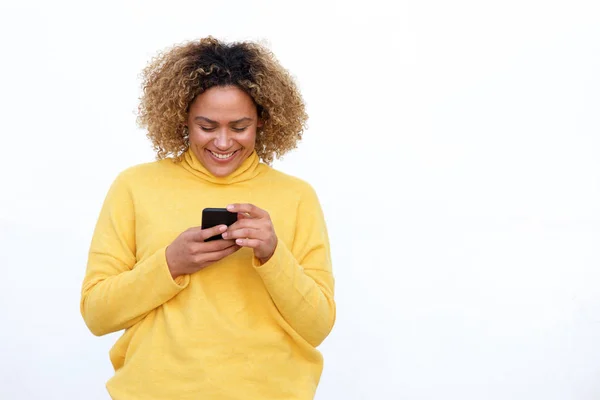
[103,158,178,201]
[112,157,178,186]
[260,164,321,202]
[261,164,314,190]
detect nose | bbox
[213,128,233,150]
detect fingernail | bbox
[222,231,228,238]
[226,205,234,211]
[236,239,243,245]
[220,225,227,232]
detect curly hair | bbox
[136,37,308,164]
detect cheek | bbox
[240,130,257,147]
[188,130,211,146]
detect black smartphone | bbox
[201,208,238,241]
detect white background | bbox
[1,0,599,399]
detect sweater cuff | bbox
[252,240,297,283]
[145,246,190,295]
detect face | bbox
[186,85,262,177]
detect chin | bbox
[210,167,236,177]
[206,159,242,176]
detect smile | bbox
[208,149,238,160]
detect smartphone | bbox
[201,208,238,241]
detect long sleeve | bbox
[253,185,335,347]
[80,171,190,336]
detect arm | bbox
[80,172,190,336]
[253,186,335,347]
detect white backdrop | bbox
[1,0,599,399]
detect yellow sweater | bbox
[80,149,335,400]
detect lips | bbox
[206,149,240,161]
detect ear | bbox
[257,119,264,129]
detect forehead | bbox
[189,85,256,120]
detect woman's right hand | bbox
[165,225,240,279]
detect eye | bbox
[200,126,216,132]
[232,126,248,133]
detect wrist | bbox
[257,256,271,265]
[165,246,182,280]
[257,240,277,265]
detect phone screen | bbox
[201,208,238,241]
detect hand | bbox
[165,224,240,279]
[222,203,278,264]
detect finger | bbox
[223,227,265,241]
[234,238,262,249]
[194,224,228,242]
[226,203,268,219]
[203,244,241,263]
[197,239,237,253]
[225,218,260,232]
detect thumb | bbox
[195,224,228,242]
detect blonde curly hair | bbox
[136,37,308,164]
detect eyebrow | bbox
[194,116,253,124]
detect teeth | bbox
[210,150,235,159]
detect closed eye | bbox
[198,125,249,133]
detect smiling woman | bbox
[137,36,307,164]
[79,37,335,400]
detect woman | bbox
[80,37,335,399]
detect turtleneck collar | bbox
[180,147,263,185]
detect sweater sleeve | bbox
[253,184,335,347]
[80,171,190,336]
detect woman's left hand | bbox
[222,203,278,264]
